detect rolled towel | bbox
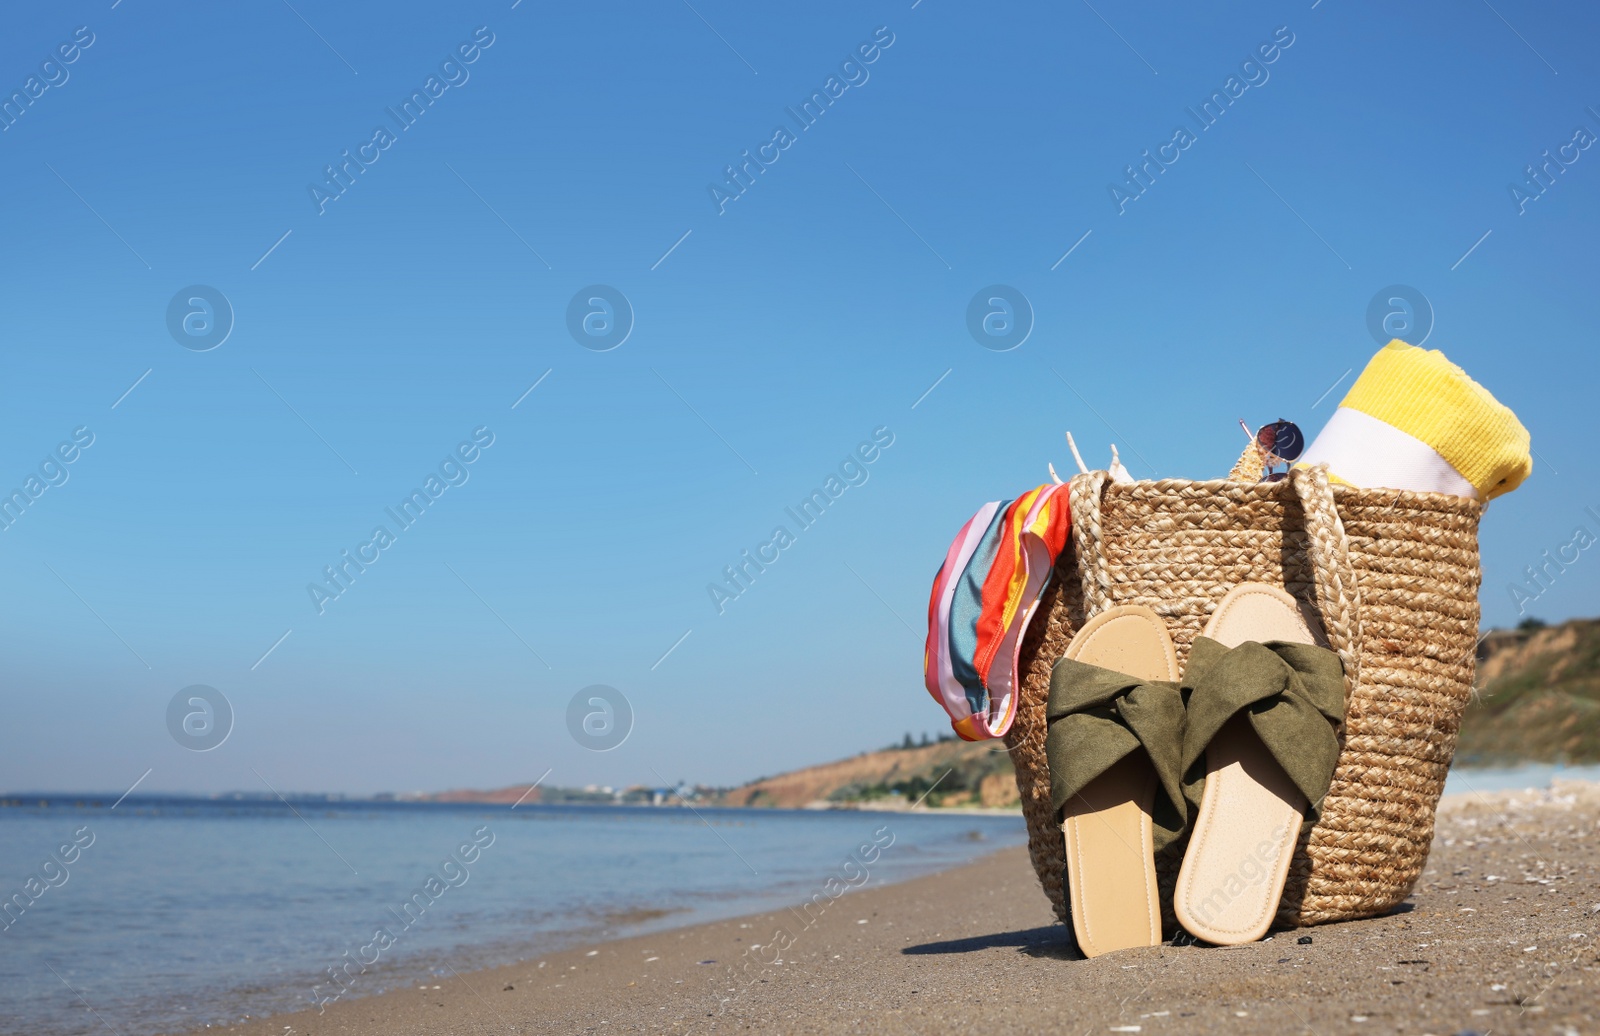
[1299,340,1531,501]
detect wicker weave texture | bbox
[1004,476,1482,929]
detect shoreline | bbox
[187,781,1600,1035]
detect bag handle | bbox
[1067,470,1114,617]
[1289,464,1363,697]
[1068,466,1362,698]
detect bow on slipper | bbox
[1178,636,1345,827]
[1047,652,1187,854]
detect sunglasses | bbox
[1232,419,1304,482]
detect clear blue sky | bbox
[2,0,1595,795]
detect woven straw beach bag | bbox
[1006,465,1483,929]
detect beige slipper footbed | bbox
[1059,606,1179,958]
[1173,584,1325,946]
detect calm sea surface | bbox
[0,797,1026,1036]
[1441,761,1600,794]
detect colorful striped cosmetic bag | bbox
[923,483,1072,741]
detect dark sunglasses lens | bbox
[1258,420,1304,461]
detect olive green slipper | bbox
[1046,605,1184,958]
[1174,584,1345,946]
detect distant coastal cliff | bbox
[1460,616,1600,765]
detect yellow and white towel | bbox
[1300,340,1530,501]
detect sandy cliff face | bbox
[1460,617,1600,765]
[716,738,1020,810]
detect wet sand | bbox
[194,783,1599,1035]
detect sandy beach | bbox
[195,784,1600,1036]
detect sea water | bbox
[1442,761,1600,795]
[0,797,1026,1035]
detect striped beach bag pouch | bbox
[924,484,1072,741]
